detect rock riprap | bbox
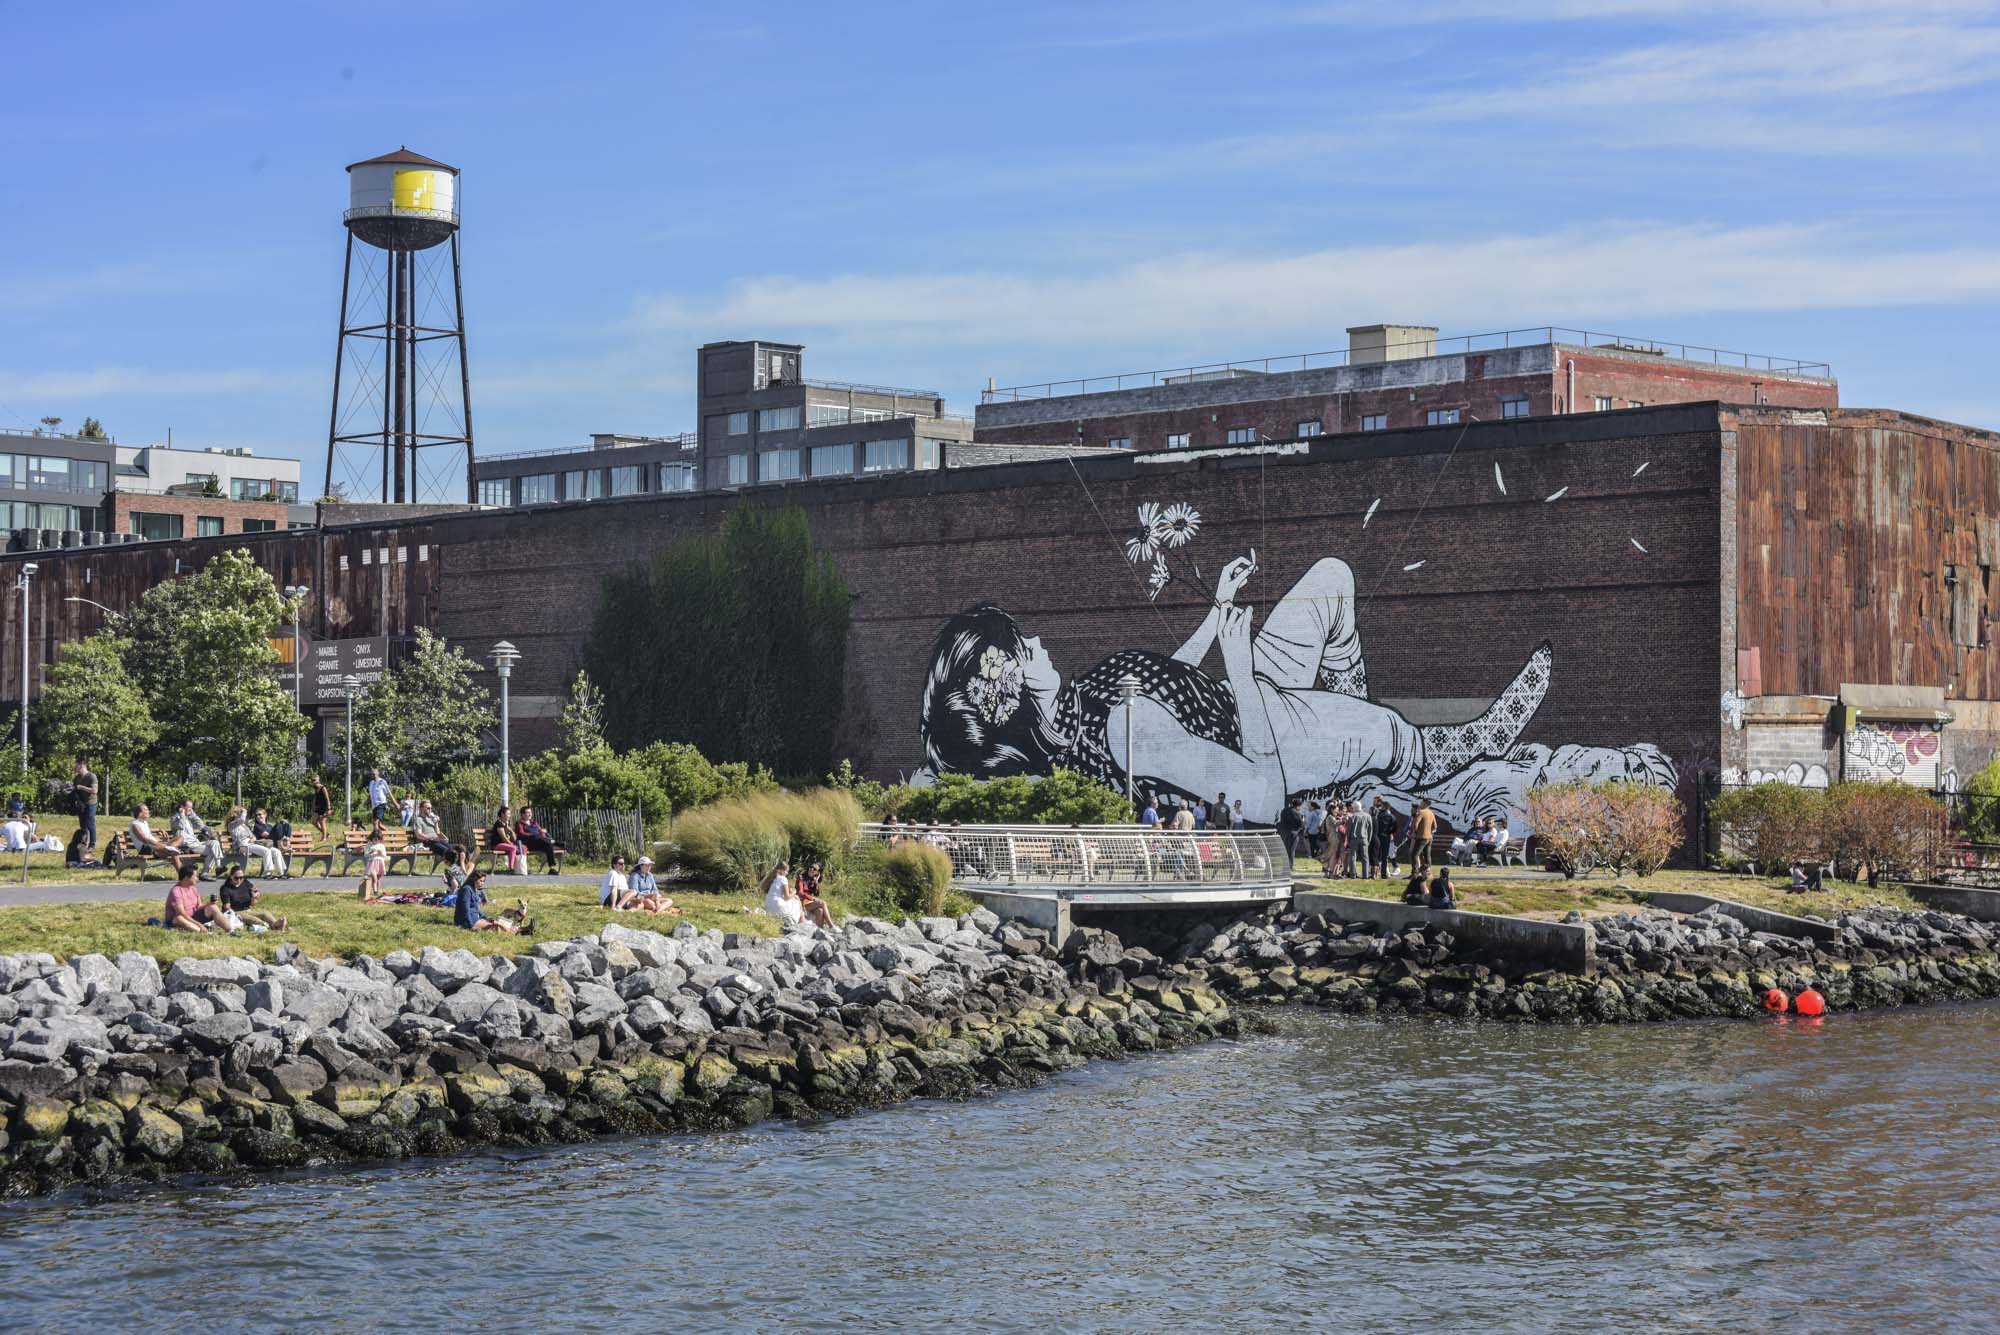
[0,912,1232,1196]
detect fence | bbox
[438,804,644,862]
[858,821,1292,897]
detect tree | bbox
[78,417,106,440]
[120,548,308,772]
[557,669,607,754]
[35,633,158,817]
[330,629,494,781]
[39,416,60,432]
[584,504,849,777]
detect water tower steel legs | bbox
[322,231,354,505]
[453,233,476,505]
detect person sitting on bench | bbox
[130,804,190,864]
[516,805,560,872]
[409,800,453,861]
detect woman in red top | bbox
[794,861,834,929]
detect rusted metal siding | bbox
[1735,410,2000,700]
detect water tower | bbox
[324,148,475,504]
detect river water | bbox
[4,1003,1997,1334]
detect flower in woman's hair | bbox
[969,646,1024,723]
[1158,502,1201,548]
[1146,555,1171,600]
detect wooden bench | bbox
[286,831,336,878]
[105,835,190,882]
[337,827,423,877]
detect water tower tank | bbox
[345,147,459,251]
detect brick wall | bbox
[109,492,291,538]
[1562,349,1837,413]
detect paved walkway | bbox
[0,871,603,908]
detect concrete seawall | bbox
[1901,883,2000,923]
[1643,892,1842,942]
[1292,888,1595,973]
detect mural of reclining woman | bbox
[920,553,1603,823]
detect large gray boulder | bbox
[164,956,262,993]
[115,952,164,999]
[418,946,489,992]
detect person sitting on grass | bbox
[627,855,681,916]
[1427,868,1457,910]
[600,853,633,910]
[454,868,531,934]
[441,843,475,897]
[66,824,101,869]
[793,859,834,929]
[163,864,229,932]
[760,859,803,927]
[1401,871,1429,906]
[217,865,287,931]
[0,809,35,853]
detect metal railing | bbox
[479,433,698,462]
[804,376,943,400]
[859,821,1292,899]
[982,326,1835,402]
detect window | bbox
[1426,408,1461,426]
[181,471,216,491]
[561,469,602,501]
[1628,400,1645,408]
[0,454,12,487]
[1105,437,1133,450]
[608,465,643,496]
[1360,414,1387,432]
[808,403,893,428]
[659,462,697,493]
[243,518,277,533]
[863,439,909,472]
[129,512,184,540]
[1296,421,1323,438]
[2,501,97,530]
[196,516,224,537]
[810,442,854,476]
[231,478,264,501]
[477,478,512,506]
[1500,396,1530,419]
[28,457,72,490]
[726,453,750,487]
[916,439,945,470]
[706,411,750,440]
[1594,396,1614,412]
[518,473,557,505]
[758,405,803,432]
[1225,427,1258,444]
[762,449,801,481]
[1166,433,1190,450]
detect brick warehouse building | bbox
[974,325,1839,454]
[2,402,1991,841]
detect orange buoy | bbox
[1795,988,1826,1017]
[1762,987,1789,1013]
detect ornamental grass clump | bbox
[669,788,861,893]
[879,843,954,917]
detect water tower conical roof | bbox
[346,146,458,174]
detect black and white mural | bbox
[919,497,1676,833]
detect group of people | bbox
[1138,792,1249,832]
[1400,868,1460,910]
[598,852,680,915]
[759,859,834,929]
[157,862,289,935]
[127,799,294,878]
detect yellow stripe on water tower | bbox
[392,169,443,211]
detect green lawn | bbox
[1290,863,1922,919]
[0,880,793,965]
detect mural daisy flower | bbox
[1158,502,1201,548]
[1146,555,1171,599]
[1126,502,1164,564]
[969,645,1024,723]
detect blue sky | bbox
[4,0,1998,500]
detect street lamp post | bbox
[1117,672,1141,809]
[282,585,311,711]
[489,641,521,807]
[342,673,362,828]
[16,563,37,774]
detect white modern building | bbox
[116,443,303,505]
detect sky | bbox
[3,0,1998,501]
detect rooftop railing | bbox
[982,326,1835,402]
[479,433,698,462]
[804,376,945,401]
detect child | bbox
[358,822,388,900]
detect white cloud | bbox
[628,224,2000,363]
[0,367,300,398]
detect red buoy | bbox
[1762,987,1789,1013]
[1795,988,1826,1017]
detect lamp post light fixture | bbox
[16,563,36,774]
[61,595,118,618]
[342,673,363,828]
[1117,672,1141,809]
[282,585,311,710]
[489,640,521,807]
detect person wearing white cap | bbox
[625,853,679,915]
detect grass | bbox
[0,880,785,966]
[1290,862,1924,920]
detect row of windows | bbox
[1,501,101,531]
[229,478,300,502]
[1106,396,1537,450]
[715,438,946,488]
[707,403,908,439]
[0,454,110,494]
[481,462,676,507]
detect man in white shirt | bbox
[366,769,394,823]
[170,799,224,875]
[0,814,34,852]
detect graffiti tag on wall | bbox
[1844,721,1941,786]
[918,500,1676,833]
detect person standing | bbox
[1303,801,1326,859]
[1277,799,1305,864]
[1371,797,1395,877]
[1230,799,1245,830]
[71,759,98,855]
[365,769,394,824]
[1351,799,1377,879]
[310,775,333,838]
[1410,797,1438,874]
[1193,799,1209,831]
[1138,795,1160,829]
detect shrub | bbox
[1706,783,1826,872]
[668,788,861,893]
[1599,781,1683,876]
[634,741,778,816]
[138,780,233,823]
[1523,783,1607,877]
[880,843,954,917]
[899,770,1132,826]
[518,747,671,829]
[1822,782,1946,885]
[426,762,503,811]
[1960,757,2000,842]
